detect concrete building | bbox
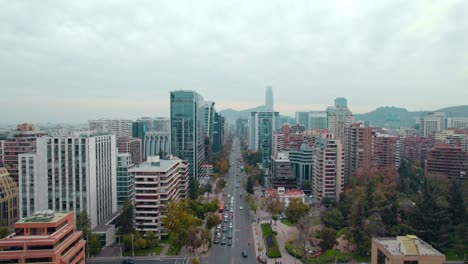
[312,134,344,201]
[132,120,147,143]
[344,123,375,183]
[327,99,354,143]
[401,136,434,161]
[269,152,296,189]
[425,143,468,179]
[0,166,18,227]
[0,124,46,183]
[201,164,214,178]
[170,91,206,178]
[144,131,171,160]
[289,144,314,190]
[374,133,400,169]
[418,112,446,136]
[89,119,132,138]
[0,211,86,264]
[265,187,305,207]
[130,156,188,238]
[372,235,445,264]
[295,111,310,129]
[265,86,274,111]
[213,112,225,153]
[18,133,117,229]
[272,133,285,158]
[117,137,142,165]
[249,111,280,168]
[117,153,134,209]
[447,117,468,129]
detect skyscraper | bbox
[0,166,18,227]
[265,86,274,111]
[170,91,205,178]
[249,111,280,168]
[327,98,354,142]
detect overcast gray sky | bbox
[1,0,467,123]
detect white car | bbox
[227,194,231,198]
[229,222,233,228]
[239,206,243,210]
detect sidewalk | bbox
[251,187,303,264]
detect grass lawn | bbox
[123,246,163,257]
[301,249,370,264]
[280,219,293,226]
[166,244,181,256]
[445,249,467,261]
[260,223,281,258]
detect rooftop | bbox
[373,235,444,257]
[17,211,69,224]
[129,156,182,172]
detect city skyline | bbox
[1,1,468,123]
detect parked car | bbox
[214,237,219,244]
[227,239,233,246]
[242,251,248,258]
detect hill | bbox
[355,105,468,128]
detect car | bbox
[230,208,233,213]
[227,194,231,198]
[228,231,232,239]
[216,232,221,238]
[239,206,243,210]
[222,227,227,233]
[122,259,134,264]
[214,237,219,244]
[221,238,226,245]
[227,239,232,246]
[236,185,239,188]
[242,251,248,258]
[217,224,221,229]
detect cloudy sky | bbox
[1,0,467,123]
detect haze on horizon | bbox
[1,1,467,123]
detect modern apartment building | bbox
[89,119,132,139]
[117,137,142,165]
[372,235,445,264]
[0,166,18,227]
[295,111,310,129]
[308,111,328,130]
[144,131,171,159]
[327,98,354,142]
[0,124,46,183]
[312,134,344,201]
[249,111,280,168]
[401,136,434,161]
[418,112,446,137]
[130,156,188,238]
[269,152,296,189]
[289,144,314,190]
[117,153,134,209]
[447,117,468,129]
[344,123,374,182]
[425,143,468,179]
[170,91,206,178]
[272,133,285,158]
[18,133,117,229]
[374,133,400,169]
[0,211,86,264]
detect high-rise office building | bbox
[130,156,188,238]
[89,119,132,138]
[265,86,274,111]
[327,98,354,142]
[0,211,86,264]
[137,117,170,132]
[170,91,205,178]
[447,117,468,129]
[312,134,344,201]
[213,112,225,153]
[418,112,446,136]
[117,137,142,165]
[132,120,147,143]
[308,111,328,130]
[289,144,314,190]
[249,111,280,168]
[18,133,117,229]
[0,166,18,227]
[0,124,46,183]
[116,153,134,209]
[144,131,171,159]
[295,111,309,128]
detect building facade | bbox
[269,152,296,189]
[18,133,117,229]
[144,131,171,160]
[327,98,354,143]
[170,91,206,178]
[0,166,18,227]
[272,133,285,158]
[308,111,328,130]
[312,134,344,201]
[344,124,374,183]
[117,153,134,209]
[447,117,468,129]
[289,144,314,190]
[249,111,280,168]
[137,117,170,132]
[0,211,86,264]
[117,137,142,165]
[89,119,132,138]
[130,156,188,238]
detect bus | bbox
[219,201,224,213]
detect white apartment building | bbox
[89,119,132,138]
[129,156,188,238]
[272,133,285,158]
[312,134,344,201]
[447,117,468,129]
[18,133,117,228]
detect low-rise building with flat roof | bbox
[372,235,445,264]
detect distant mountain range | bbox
[220,105,468,128]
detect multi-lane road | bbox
[202,137,256,264]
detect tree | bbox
[145,231,159,248]
[76,211,91,238]
[189,177,202,200]
[206,212,220,230]
[162,199,201,248]
[321,208,344,230]
[0,226,9,238]
[246,177,254,194]
[134,232,147,250]
[118,199,134,235]
[88,233,102,256]
[447,179,466,226]
[297,216,315,257]
[265,193,284,218]
[317,227,338,250]
[285,198,310,224]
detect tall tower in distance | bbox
[265,86,274,111]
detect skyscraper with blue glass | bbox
[170,91,206,178]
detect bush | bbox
[285,240,303,259]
